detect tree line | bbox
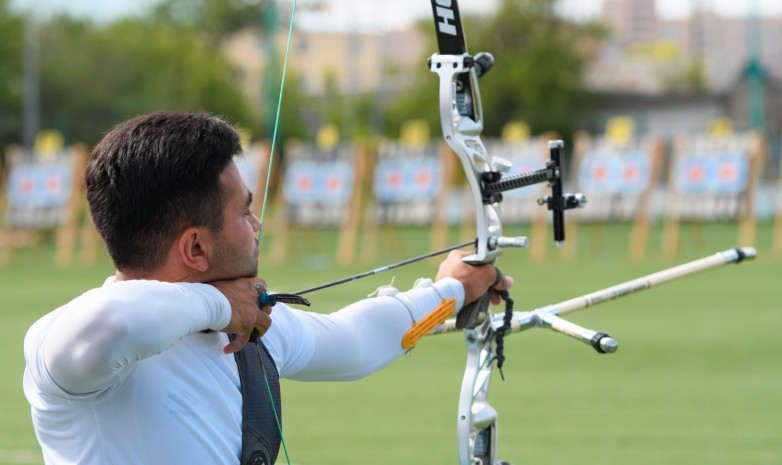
[0,0,605,152]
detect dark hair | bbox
[85,111,242,272]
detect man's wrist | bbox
[181,283,233,331]
[432,277,465,310]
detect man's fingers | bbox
[435,250,515,306]
[225,307,273,353]
[492,275,514,292]
[254,311,272,336]
[223,332,250,354]
[489,275,513,306]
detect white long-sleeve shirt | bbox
[23,276,464,465]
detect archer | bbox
[22,111,514,465]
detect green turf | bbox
[1,222,780,465]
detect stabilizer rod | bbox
[545,247,756,317]
[430,247,757,351]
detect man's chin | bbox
[238,265,259,279]
[246,261,260,278]
[207,264,258,281]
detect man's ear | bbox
[177,226,211,272]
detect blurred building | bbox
[602,0,658,46]
[658,11,782,91]
[594,0,782,93]
[221,2,781,168]
[586,0,782,165]
[223,26,426,102]
[589,69,782,135]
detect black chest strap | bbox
[231,335,282,465]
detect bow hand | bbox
[436,250,514,328]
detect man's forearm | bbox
[42,280,230,394]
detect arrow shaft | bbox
[292,240,475,295]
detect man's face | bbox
[208,160,261,280]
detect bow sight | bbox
[482,140,588,247]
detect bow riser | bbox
[430,53,502,265]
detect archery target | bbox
[284,161,319,205]
[675,154,712,194]
[580,152,650,195]
[8,162,72,207]
[284,161,353,206]
[374,159,406,202]
[374,158,440,202]
[675,153,748,195]
[712,153,748,195]
[320,162,353,206]
[407,158,440,199]
[579,153,619,194]
[614,153,650,195]
[8,165,38,207]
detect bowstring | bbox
[254,2,297,464]
[255,339,291,464]
[257,0,297,249]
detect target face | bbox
[9,163,72,207]
[284,161,353,206]
[675,153,748,195]
[580,153,650,195]
[374,158,441,202]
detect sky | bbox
[11,0,782,32]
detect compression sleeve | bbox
[264,277,465,381]
[34,279,231,395]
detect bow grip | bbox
[455,292,491,330]
[455,257,504,330]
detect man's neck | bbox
[115,266,199,283]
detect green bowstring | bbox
[255,1,297,464]
[255,340,291,465]
[257,0,297,249]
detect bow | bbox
[427,7,515,461]
[427,1,586,463]
[426,8,760,465]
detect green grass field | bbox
[1,222,780,465]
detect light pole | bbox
[22,12,40,155]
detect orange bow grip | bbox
[402,298,456,350]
